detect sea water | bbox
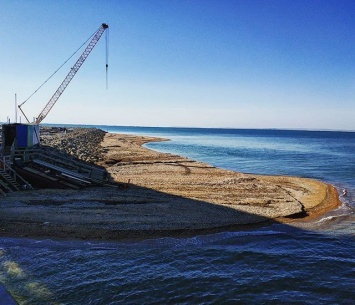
[0,127,354,304]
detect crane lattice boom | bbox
[35,23,108,124]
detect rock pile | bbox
[40,128,106,164]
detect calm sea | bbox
[1,127,354,304]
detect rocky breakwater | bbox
[40,128,106,164]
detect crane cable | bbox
[18,26,101,108]
[105,27,109,89]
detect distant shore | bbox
[0,128,342,241]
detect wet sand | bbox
[0,130,341,241]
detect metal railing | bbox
[1,155,11,171]
[1,161,32,189]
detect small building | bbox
[1,123,40,152]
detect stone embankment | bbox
[40,128,106,164]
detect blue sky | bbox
[1,0,354,130]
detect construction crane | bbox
[18,23,109,125]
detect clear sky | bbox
[1,0,354,130]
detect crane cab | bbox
[1,123,40,153]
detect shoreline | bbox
[0,129,342,241]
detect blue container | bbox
[16,124,28,148]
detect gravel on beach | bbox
[0,128,341,240]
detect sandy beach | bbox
[0,129,341,241]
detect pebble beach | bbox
[0,128,341,240]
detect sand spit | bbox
[0,129,341,240]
